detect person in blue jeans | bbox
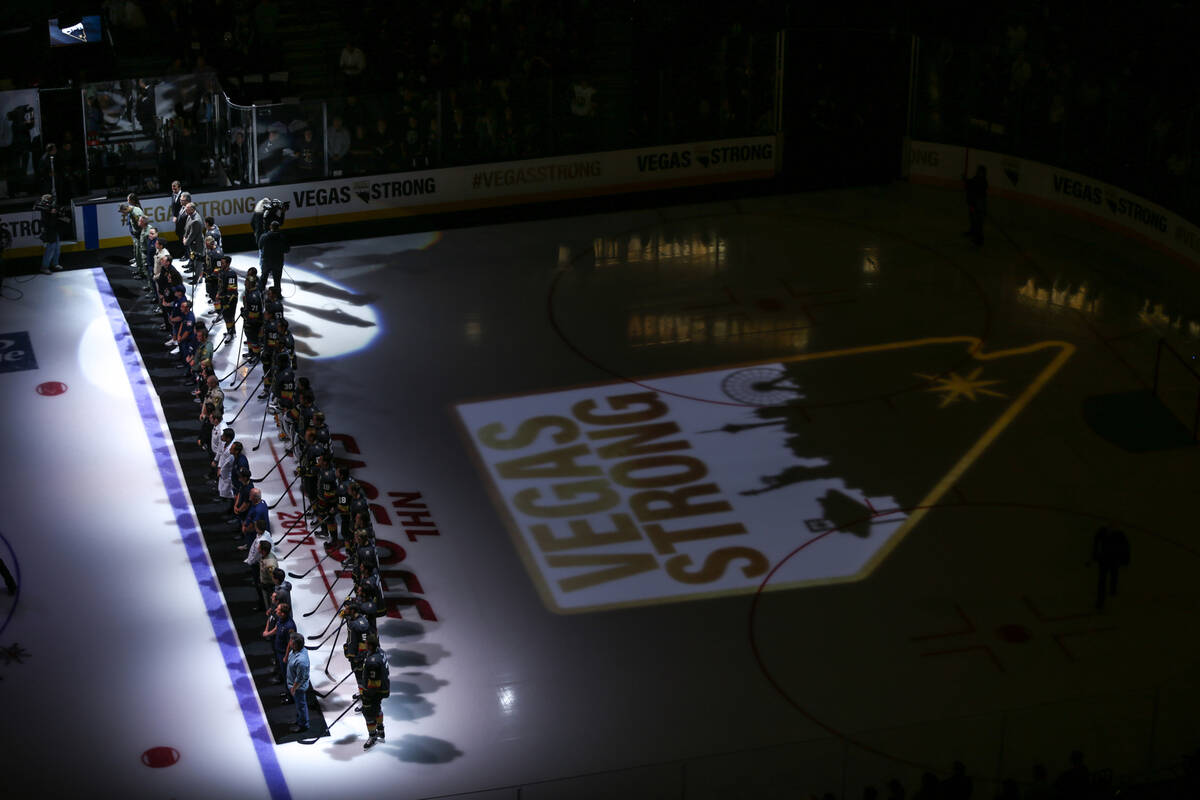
[34,194,63,275]
[286,632,311,733]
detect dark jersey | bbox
[219,270,238,299]
[343,615,371,664]
[349,496,369,525]
[273,368,296,406]
[203,246,223,276]
[278,331,295,362]
[318,466,338,503]
[298,442,321,477]
[297,404,317,437]
[244,288,263,323]
[362,650,390,697]
[262,321,282,361]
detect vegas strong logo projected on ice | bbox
[456,339,1074,612]
[456,376,903,613]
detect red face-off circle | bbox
[36,381,68,396]
[141,746,180,768]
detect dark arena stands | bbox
[2,2,1200,798]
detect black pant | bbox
[967,203,985,245]
[264,260,283,291]
[1096,563,1119,608]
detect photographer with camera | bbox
[259,220,290,293]
[33,194,66,275]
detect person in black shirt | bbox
[963,166,988,247]
[258,220,290,293]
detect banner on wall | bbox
[76,135,777,248]
[1,135,776,256]
[907,140,1200,268]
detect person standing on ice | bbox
[962,165,988,246]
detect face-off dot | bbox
[141,746,180,768]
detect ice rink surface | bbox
[3,181,1200,798]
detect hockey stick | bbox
[302,574,344,620]
[288,548,336,580]
[307,610,346,646]
[253,445,294,482]
[229,358,260,390]
[267,472,300,509]
[307,592,349,637]
[220,352,251,382]
[277,511,331,559]
[297,696,360,743]
[313,669,355,699]
[274,508,331,547]
[251,400,272,451]
[225,375,264,424]
[324,623,343,681]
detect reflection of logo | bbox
[62,22,87,42]
[457,337,1074,613]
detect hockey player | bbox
[316,453,340,545]
[271,352,297,441]
[360,632,389,750]
[334,468,355,543]
[348,485,370,535]
[242,275,264,362]
[341,601,372,699]
[202,235,223,306]
[217,256,239,331]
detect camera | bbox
[263,198,289,228]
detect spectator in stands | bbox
[447,107,469,164]
[348,124,372,175]
[339,40,367,95]
[327,116,350,174]
[941,761,972,800]
[370,117,398,172]
[257,122,294,184]
[1053,751,1090,799]
[911,773,940,800]
[402,116,424,168]
[426,118,441,164]
[227,130,248,185]
[296,128,319,178]
[1024,763,1052,800]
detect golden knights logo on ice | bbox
[456,337,1073,613]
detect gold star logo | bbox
[915,367,1006,407]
